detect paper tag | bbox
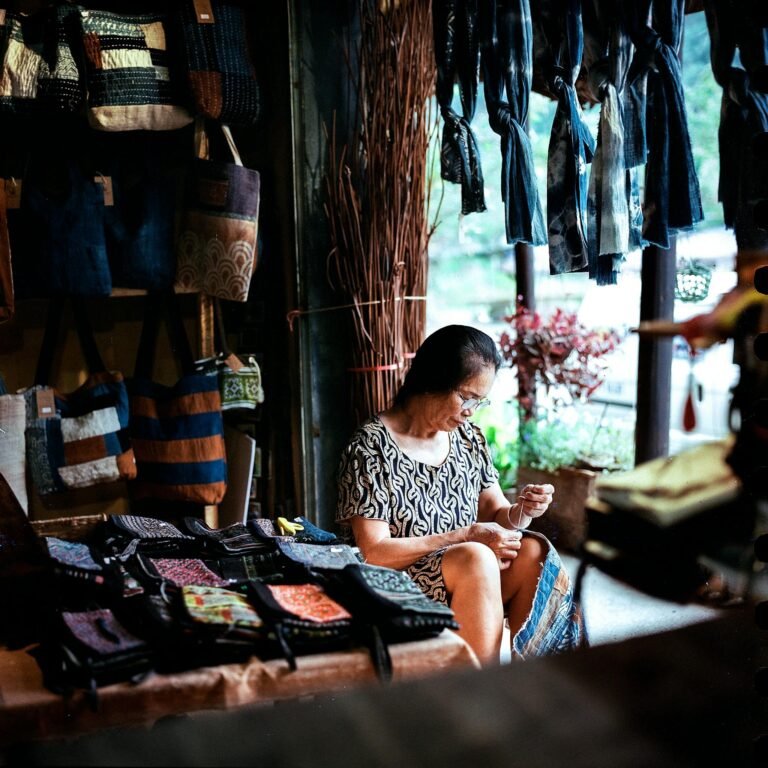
[36,389,56,419]
[224,353,244,372]
[0,10,7,26]
[193,0,215,23]
[4,179,21,209]
[94,175,114,206]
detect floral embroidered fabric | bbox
[149,558,228,588]
[267,584,351,624]
[182,585,263,630]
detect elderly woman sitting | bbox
[336,324,584,665]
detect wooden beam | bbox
[635,240,676,464]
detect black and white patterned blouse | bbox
[335,416,499,603]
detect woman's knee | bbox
[443,542,500,591]
[517,535,546,565]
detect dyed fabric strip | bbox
[535,0,595,274]
[640,0,703,249]
[433,0,486,214]
[481,0,546,246]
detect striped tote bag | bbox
[128,292,227,506]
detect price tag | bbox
[4,179,21,209]
[36,389,56,419]
[193,0,215,23]
[94,175,114,206]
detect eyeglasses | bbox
[455,390,491,412]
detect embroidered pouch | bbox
[147,557,228,588]
[35,608,154,700]
[276,541,361,571]
[247,580,353,668]
[181,584,264,636]
[181,517,264,556]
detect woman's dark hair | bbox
[394,325,501,407]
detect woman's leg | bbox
[442,542,504,665]
[501,535,546,640]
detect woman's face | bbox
[430,364,496,431]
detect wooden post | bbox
[515,242,536,311]
[635,240,676,464]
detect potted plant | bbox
[494,304,628,550]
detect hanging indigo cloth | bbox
[640,0,704,249]
[433,0,486,215]
[620,0,652,254]
[704,0,768,251]
[480,0,546,246]
[533,0,595,274]
[582,0,633,284]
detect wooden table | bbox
[0,631,478,747]
[8,609,760,767]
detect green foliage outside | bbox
[474,403,635,489]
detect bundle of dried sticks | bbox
[325,0,437,422]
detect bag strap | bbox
[220,125,244,167]
[35,298,107,386]
[133,291,196,380]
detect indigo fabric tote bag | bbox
[175,124,260,302]
[128,292,227,506]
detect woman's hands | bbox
[466,522,523,569]
[515,483,554,520]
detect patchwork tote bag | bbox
[0,4,86,116]
[175,123,261,302]
[128,291,227,506]
[78,8,193,131]
[24,298,136,496]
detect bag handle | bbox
[35,298,107,386]
[193,118,243,167]
[133,291,197,380]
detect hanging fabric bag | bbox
[78,8,193,132]
[0,373,27,513]
[0,5,86,117]
[128,291,227,506]
[24,298,136,496]
[174,0,260,125]
[175,123,261,302]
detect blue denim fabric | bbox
[705,0,768,251]
[536,0,595,274]
[98,131,185,292]
[581,0,635,284]
[433,0,486,214]
[640,1,704,248]
[481,0,546,246]
[7,155,111,298]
